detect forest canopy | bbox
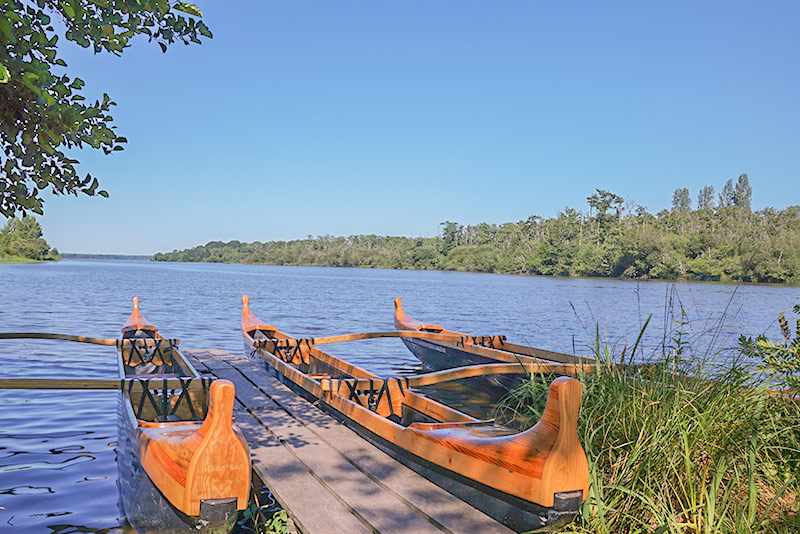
[154,175,800,284]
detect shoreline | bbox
[146,258,800,288]
[0,256,55,264]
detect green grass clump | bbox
[496,317,799,533]
[0,254,41,263]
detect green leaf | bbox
[59,1,75,19]
[197,21,212,38]
[20,72,41,95]
[173,2,203,17]
[154,0,169,16]
[0,63,10,84]
[0,16,14,42]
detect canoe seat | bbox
[309,373,330,380]
[420,324,444,332]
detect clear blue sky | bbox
[21,1,800,254]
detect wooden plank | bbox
[184,350,517,534]
[263,331,502,347]
[187,349,236,372]
[183,352,372,533]
[183,350,377,533]
[234,409,374,534]
[0,332,181,347]
[213,365,445,534]
[199,353,515,534]
[236,360,514,534]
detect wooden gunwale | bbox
[254,332,583,508]
[241,295,589,516]
[320,361,595,393]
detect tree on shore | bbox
[0,1,211,217]
[0,217,58,260]
[697,185,715,210]
[671,188,691,212]
[153,174,800,284]
[734,173,752,211]
[719,179,735,207]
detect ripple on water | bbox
[1,260,797,531]
[0,390,124,532]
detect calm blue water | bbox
[0,260,797,532]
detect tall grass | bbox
[496,307,800,534]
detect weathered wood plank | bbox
[185,350,377,533]
[185,349,235,372]
[184,349,517,534]
[226,358,515,534]
[213,365,445,534]
[233,409,373,534]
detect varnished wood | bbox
[263,330,504,347]
[122,296,159,335]
[242,295,590,520]
[241,294,278,335]
[119,297,251,522]
[0,377,205,390]
[0,298,249,529]
[139,379,251,516]
[320,361,595,393]
[496,340,594,365]
[0,332,180,346]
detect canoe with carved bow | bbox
[394,298,596,395]
[118,297,250,533]
[242,295,589,532]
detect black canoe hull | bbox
[400,337,525,397]
[117,392,239,534]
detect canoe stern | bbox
[139,379,251,517]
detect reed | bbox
[236,472,288,534]
[495,308,800,534]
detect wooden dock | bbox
[183,349,516,534]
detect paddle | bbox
[258,330,504,347]
[319,360,597,392]
[0,332,179,346]
[257,330,588,366]
[0,377,205,390]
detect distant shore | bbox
[61,253,153,260]
[146,256,800,288]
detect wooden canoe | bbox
[394,298,596,394]
[118,297,251,533]
[242,295,589,532]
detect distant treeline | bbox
[154,175,800,284]
[0,217,59,261]
[61,253,152,260]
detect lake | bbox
[1,260,797,532]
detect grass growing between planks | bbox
[495,316,800,534]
